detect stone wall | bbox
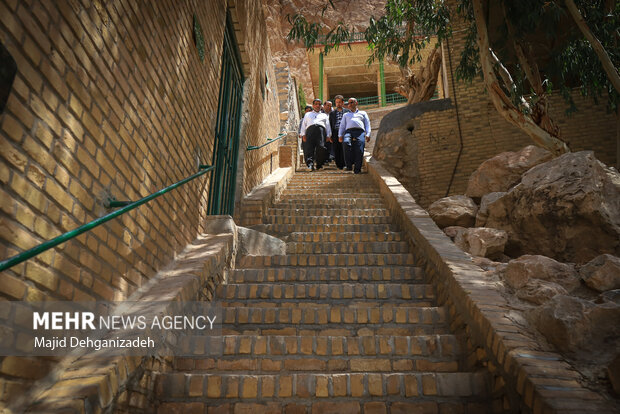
[374,6,618,208]
[0,0,281,405]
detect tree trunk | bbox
[394,47,442,104]
[471,0,569,155]
[502,3,563,142]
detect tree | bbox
[394,46,442,103]
[287,0,619,155]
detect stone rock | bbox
[453,230,469,254]
[203,216,285,256]
[237,227,286,256]
[516,279,568,305]
[471,256,504,272]
[580,254,620,292]
[503,255,580,292]
[428,195,478,229]
[599,289,620,304]
[203,215,237,235]
[475,192,506,227]
[466,145,553,199]
[454,227,507,259]
[485,151,620,263]
[608,354,620,394]
[528,295,620,354]
[466,227,508,258]
[443,226,466,239]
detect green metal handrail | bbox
[246,133,287,151]
[357,93,407,107]
[0,165,215,272]
[357,91,441,108]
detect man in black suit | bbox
[328,95,349,170]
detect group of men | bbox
[298,95,371,174]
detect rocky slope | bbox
[429,147,620,405]
[262,0,387,101]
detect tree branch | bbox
[564,0,620,94]
[472,0,569,155]
[501,2,545,96]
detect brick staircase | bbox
[154,170,491,413]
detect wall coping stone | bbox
[367,157,616,414]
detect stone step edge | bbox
[155,371,491,400]
[154,400,494,414]
[172,334,461,359]
[221,306,446,326]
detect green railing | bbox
[357,90,440,108]
[315,31,367,45]
[0,165,215,272]
[314,27,432,46]
[357,93,407,108]
[246,133,287,151]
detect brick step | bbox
[287,175,371,181]
[284,186,377,191]
[272,200,385,209]
[268,208,390,217]
[216,283,434,302]
[286,241,409,254]
[156,399,490,414]
[284,184,376,190]
[288,232,404,242]
[155,372,490,402]
[236,253,415,268]
[171,356,459,375]
[263,215,392,225]
[229,267,424,284]
[223,326,449,337]
[280,194,383,201]
[281,192,381,199]
[276,196,384,203]
[222,305,446,327]
[251,224,395,235]
[174,335,461,364]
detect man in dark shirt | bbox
[328,95,349,170]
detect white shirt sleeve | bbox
[338,113,348,138]
[300,113,312,136]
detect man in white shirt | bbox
[300,98,332,170]
[338,97,371,174]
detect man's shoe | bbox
[308,162,314,171]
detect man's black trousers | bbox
[303,125,328,168]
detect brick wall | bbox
[0,0,281,404]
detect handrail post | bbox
[379,60,386,107]
[319,52,324,101]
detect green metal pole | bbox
[0,165,215,272]
[380,60,386,107]
[319,52,324,101]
